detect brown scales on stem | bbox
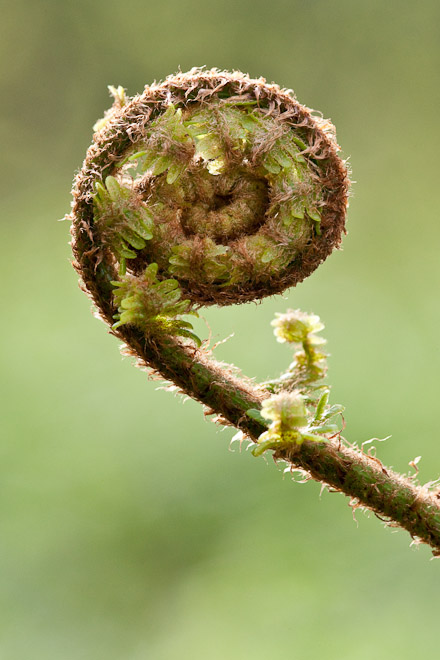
[69,68,440,556]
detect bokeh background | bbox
[1,1,440,657]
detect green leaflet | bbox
[93,176,154,271]
[169,240,231,283]
[252,310,344,456]
[111,263,201,346]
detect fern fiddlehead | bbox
[70,69,440,555]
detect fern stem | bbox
[126,329,440,555]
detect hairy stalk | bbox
[69,68,440,555]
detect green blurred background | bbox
[1,0,440,657]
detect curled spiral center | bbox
[146,167,269,243]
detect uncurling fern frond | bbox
[68,68,440,556]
